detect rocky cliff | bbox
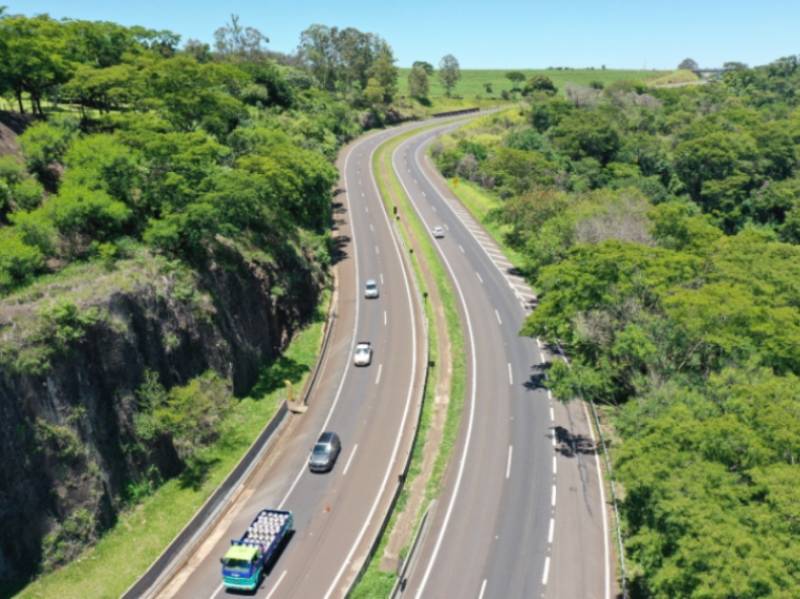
[0,239,324,583]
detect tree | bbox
[335,27,378,92]
[678,57,699,71]
[183,39,212,63]
[368,41,398,103]
[506,71,525,91]
[0,15,73,115]
[523,75,558,96]
[412,61,434,75]
[408,64,430,99]
[723,61,748,71]
[213,14,268,60]
[484,82,493,95]
[298,24,339,91]
[438,54,461,97]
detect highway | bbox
[156,121,432,599]
[393,124,611,599]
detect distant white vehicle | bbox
[432,226,445,238]
[364,279,379,299]
[353,341,373,366]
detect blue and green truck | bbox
[220,509,293,592]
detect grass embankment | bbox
[396,68,666,112]
[18,289,331,599]
[445,178,526,267]
[647,69,701,87]
[351,125,468,597]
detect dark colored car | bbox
[308,431,342,473]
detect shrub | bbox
[12,177,45,211]
[19,120,76,182]
[0,230,45,291]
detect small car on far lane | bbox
[353,341,373,366]
[364,279,379,299]
[432,226,445,238]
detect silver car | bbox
[353,341,373,366]
[308,431,341,473]
[364,279,379,299]
[432,226,445,238]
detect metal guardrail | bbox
[122,283,339,599]
[389,500,435,597]
[344,135,432,597]
[431,107,480,118]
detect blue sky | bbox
[5,1,799,69]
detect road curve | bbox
[393,124,611,599]
[156,121,433,599]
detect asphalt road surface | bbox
[157,121,432,599]
[393,124,611,599]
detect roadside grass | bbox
[17,289,331,599]
[352,123,468,596]
[647,69,701,87]
[397,68,667,112]
[443,178,526,268]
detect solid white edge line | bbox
[395,138,479,599]
[548,517,555,544]
[264,569,288,599]
[579,402,612,599]
[542,556,551,586]
[342,444,359,476]
[322,124,422,599]
[506,445,513,479]
[478,578,488,599]
[495,309,502,325]
[375,363,383,385]
[273,129,371,514]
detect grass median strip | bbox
[351,124,468,597]
[18,289,332,599]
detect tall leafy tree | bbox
[408,64,430,99]
[213,14,269,60]
[0,15,72,114]
[438,54,461,97]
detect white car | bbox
[432,226,445,239]
[353,341,373,366]
[364,279,379,299]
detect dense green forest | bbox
[434,63,800,597]
[0,12,409,296]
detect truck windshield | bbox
[223,559,251,573]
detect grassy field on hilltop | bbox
[397,67,667,109]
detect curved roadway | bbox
[393,124,611,599]
[158,121,431,599]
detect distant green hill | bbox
[396,68,666,111]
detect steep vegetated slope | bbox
[0,12,403,588]
[433,63,800,597]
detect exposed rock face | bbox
[0,241,323,583]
